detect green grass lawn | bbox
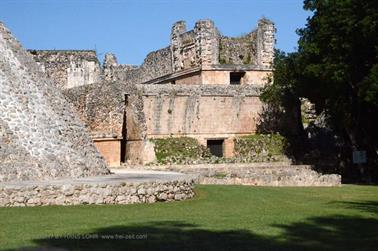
[0,185,377,250]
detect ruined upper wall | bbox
[219,31,257,65]
[29,50,101,89]
[0,22,109,182]
[28,18,275,89]
[171,19,220,71]
[171,18,275,71]
[103,18,275,85]
[103,47,172,84]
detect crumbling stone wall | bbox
[63,82,127,138]
[219,31,257,65]
[29,50,101,89]
[102,18,274,85]
[103,47,172,84]
[0,22,109,182]
[28,18,274,89]
[171,19,219,71]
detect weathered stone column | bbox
[170,20,186,72]
[194,19,219,67]
[103,53,118,81]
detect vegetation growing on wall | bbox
[234,134,287,162]
[152,137,211,164]
[151,134,288,165]
[219,33,255,65]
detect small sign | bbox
[353,151,367,164]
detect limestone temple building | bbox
[27,18,275,166]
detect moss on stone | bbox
[234,134,286,162]
[151,134,287,165]
[152,137,210,164]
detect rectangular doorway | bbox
[207,139,224,157]
[230,72,245,85]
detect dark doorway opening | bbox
[207,139,224,157]
[230,72,245,85]
[120,94,128,163]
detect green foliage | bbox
[219,57,228,65]
[243,53,252,65]
[260,50,302,108]
[297,0,378,147]
[262,0,378,169]
[152,137,211,164]
[234,134,287,161]
[151,135,288,165]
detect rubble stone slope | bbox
[0,22,110,182]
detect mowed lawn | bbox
[0,185,377,251]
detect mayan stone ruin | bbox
[0,18,341,207]
[0,21,196,207]
[44,18,276,167]
[0,22,109,182]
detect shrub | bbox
[152,137,210,164]
[234,134,286,162]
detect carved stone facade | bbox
[25,18,276,166]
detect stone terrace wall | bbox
[29,50,101,89]
[143,163,342,186]
[0,175,194,207]
[0,22,109,182]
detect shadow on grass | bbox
[12,213,378,251]
[333,200,378,215]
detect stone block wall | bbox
[63,82,127,139]
[135,84,263,137]
[94,139,122,167]
[0,22,109,182]
[146,163,342,187]
[122,84,264,163]
[103,47,173,84]
[29,50,101,89]
[0,174,195,207]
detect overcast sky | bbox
[0,0,310,65]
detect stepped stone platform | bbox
[126,162,341,186]
[0,170,195,207]
[0,21,109,182]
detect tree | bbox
[262,0,378,179]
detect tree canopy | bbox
[262,0,378,179]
